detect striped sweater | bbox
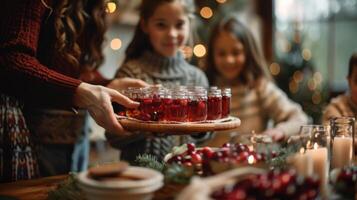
[206,78,308,146]
[322,94,357,125]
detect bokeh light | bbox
[193,44,206,57]
[110,38,122,50]
[200,7,213,19]
[269,62,281,76]
[106,2,117,14]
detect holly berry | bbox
[202,147,214,158]
[186,143,196,153]
[190,153,202,164]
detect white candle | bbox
[306,144,329,194]
[332,136,353,169]
[292,149,313,177]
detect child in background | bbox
[205,16,308,146]
[323,53,357,122]
[107,0,209,162]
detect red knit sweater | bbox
[0,0,108,109]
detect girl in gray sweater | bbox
[107,0,209,162]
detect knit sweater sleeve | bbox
[0,0,81,108]
[257,79,308,136]
[322,95,353,125]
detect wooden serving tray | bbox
[117,116,241,134]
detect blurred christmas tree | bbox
[273,24,328,123]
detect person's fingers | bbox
[136,79,150,87]
[106,106,125,134]
[109,89,139,108]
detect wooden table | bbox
[0,175,67,200]
[0,175,183,200]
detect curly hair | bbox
[44,0,107,72]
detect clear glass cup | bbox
[299,125,330,195]
[330,117,355,169]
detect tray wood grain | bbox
[118,116,241,134]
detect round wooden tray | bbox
[117,116,241,134]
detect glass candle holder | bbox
[299,125,330,195]
[330,117,355,169]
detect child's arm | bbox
[257,79,308,139]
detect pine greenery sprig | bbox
[134,154,192,184]
[266,143,299,170]
[48,173,84,200]
[134,154,165,172]
[163,164,192,184]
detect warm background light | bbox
[200,7,213,19]
[110,38,122,50]
[193,44,206,57]
[106,2,117,14]
[269,62,281,76]
[216,0,227,3]
[302,48,312,61]
[293,70,304,82]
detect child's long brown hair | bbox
[124,0,196,63]
[205,16,271,87]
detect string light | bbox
[313,72,323,84]
[200,7,213,19]
[216,0,227,3]
[110,38,122,50]
[289,80,299,93]
[302,48,312,61]
[106,2,117,14]
[293,70,304,82]
[269,62,281,76]
[193,44,206,57]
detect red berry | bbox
[202,147,214,158]
[190,153,202,164]
[174,155,183,162]
[222,142,231,148]
[239,152,249,161]
[186,143,196,153]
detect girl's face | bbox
[213,31,246,81]
[141,1,190,57]
[348,66,357,105]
